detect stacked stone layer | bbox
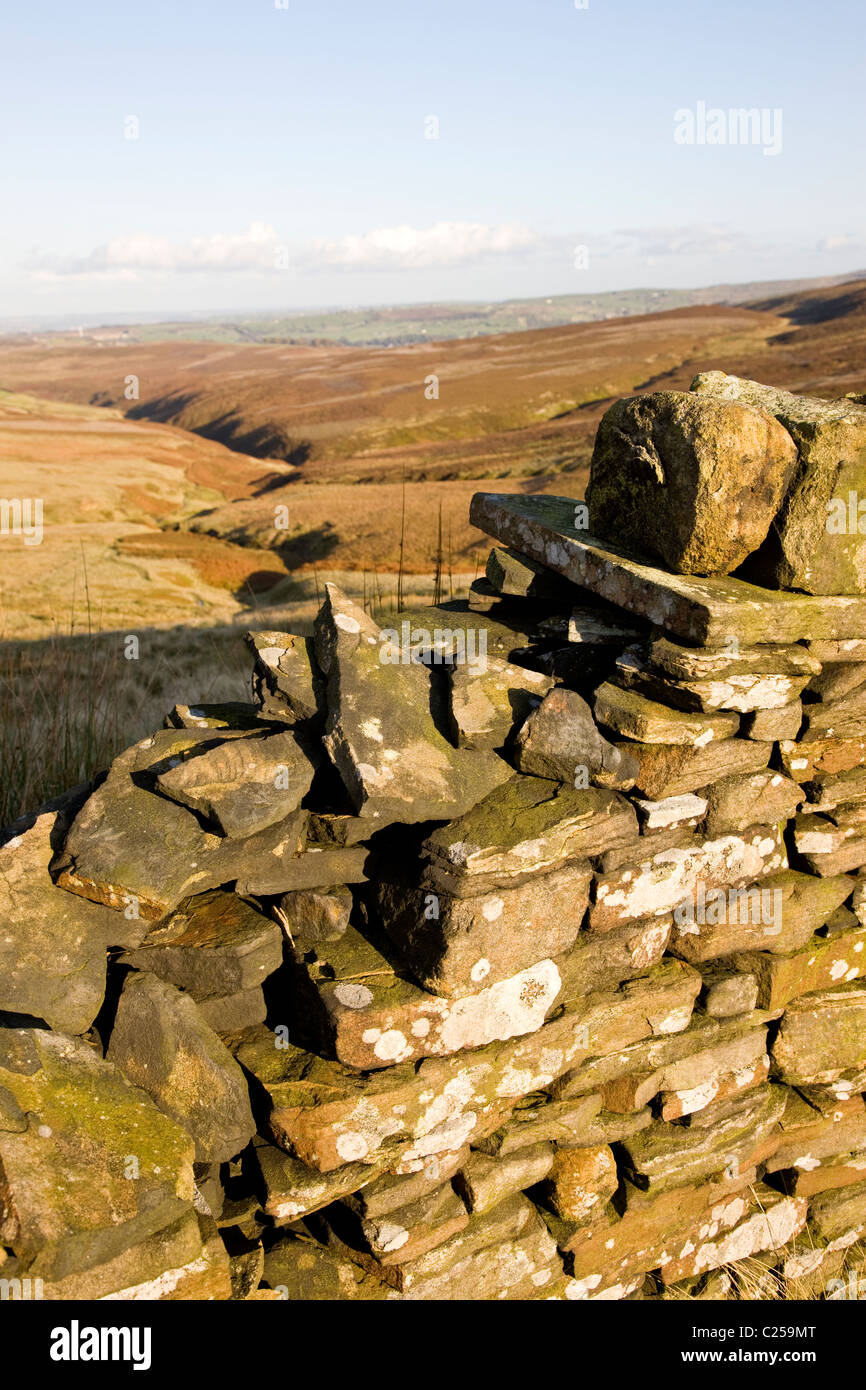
[3,373,866,1302]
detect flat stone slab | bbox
[469,493,866,645]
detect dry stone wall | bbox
[3,373,866,1302]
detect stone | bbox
[345,1183,470,1266]
[800,686,866,740]
[155,727,316,837]
[469,492,866,644]
[253,1139,388,1224]
[539,1145,618,1223]
[779,734,866,781]
[472,1095,604,1156]
[119,889,283,1001]
[807,1180,866,1246]
[314,584,513,824]
[514,686,639,788]
[654,1027,770,1119]
[771,985,866,1084]
[658,1187,807,1284]
[807,662,866,703]
[234,843,367,897]
[288,924,564,1069]
[802,767,866,812]
[0,1028,196,1293]
[107,973,256,1163]
[558,917,673,1000]
[634,793,708,832]
[55,729,309,921]
[669,869,854,961]
[616,738,769,800]
[0,812,139,1034]
[793,812,866,875]
[594,681,739,746]
[589,824,787,933]
[453,1144,555,1215]
[647,635,820,683]
[741,703,804,742]
[568,606,647,645]
[692,371,866,594]
[615,647,811,714]
[486,546,575,601]
[237,960,700,1172]
[421,776,636,895]
[345,1150,469,1219]
[586,390,798,575]
[701,771,803,837]
[698,965,760,1017]
[618,1084,786,1193]
[447,656,552,749]
[278,885,353,946]
[808,638,866,664]
[262,1236,389,1301]
[165,701,262,730]
[246,629,324,724]
[306,812,371,846]
[198,987,267,1034]
[374,859,591,997]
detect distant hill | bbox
[4,270,865,349]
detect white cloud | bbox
[24,220,542,280]
[814,233,865,254]
[25,222,280,279]
[294,221,540,271]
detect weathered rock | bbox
[165,701,262,730]
[446,656,552,749]
[589,824,787,932]
[771,984,866,1084]
[107,973,256,1163]
[808,638,866,664]
[800,685,866,740]
[692,371,866,594]
[198,986,267,1034]
[156,727,316,837]
[375,859,591,997]
[246,629,324,724]
[344,1182,470,1266]
[741,702,804,742]
[314,584,512,824]
[278,885,353,946]
[453,1144,555,1215]
[669,869,853,961]
[0,1028,196,1294]
[701,771,803,836]
[420,776,637,896]
[262,1235,390,1300]
[698,964,760,1017]
[634,793,708,832]
[119,889,282,1001]
[779,733,866,781]
[55,729,309,920]
[472,1095,605,1156]
[237,960,700,1172]
[558,916,673,1000]
[658,1186,807,1284]
[647,635,820,683]
[616,737,769,800]
[539,1145,618,1223]
[568,605,647,646]
[655,1028,770,1119]
[586,391,798,575]
[253,1139,388,1224]
[289,923,564,1069]
[807,1179,866,1245]
[486,546,575,601]
[807,661,866,703]
[514,685,639,788]
[618,1084,786,1193]
[594,681,739,746]
[801,766,866,812]
[345,1150,469,1219]
[234,843,367,897]
[0,812,140,1033]
[793,811,866,875]
[615,647,811,714]
[470,492,866,644]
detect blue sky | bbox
[2,0,864,320]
